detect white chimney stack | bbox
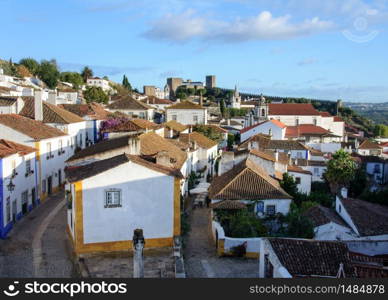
[274,150,279,162]
[48,91,57,105]
[34,90,44,121]
[340,187,348,199]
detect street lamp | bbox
[7,178,15,192]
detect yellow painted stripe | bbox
[173,178,181,236]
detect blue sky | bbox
[1,0,388,102]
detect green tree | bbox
[19,57,40,75]
[280,173,298,198]
[60,72,84,89]
[286,212,314,238]
[193,125,222,142]
[220,99,225,117]
[227,133,235,150]
[122,75,132,91]
[83,86,109,104]
[324,149,357,194]
[81,66,93,83]
[349,167,367,198]
[374,124,388,137]
[38,59,60,89]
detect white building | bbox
[65,154,183,254]
[0,96,25,114]
[0,114,69,201]
[287,165,312,195]
[20,92,91,150]
[86,77,112,93]
[335,190,388,241]
[240,119,287,142]
[0,140,37,238]
[56,89,80,105]
[209,158,293,218]
[107,96,155,121]
[165,101,207,125]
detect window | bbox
[58,140,63,154]
[26,160,31,175]
[338,204,342,213]
[295,177,301,184]
[261,108,266,117]
[297,152,303,159]
[193,115,198,123]
[46,143,52,159]
[374,164,381,174]
[172,115,177,121]
[104,189,122,208]
[266,205,276,216]
[22,191,28,205]
[295,118,299,126]
[313,118,317,126]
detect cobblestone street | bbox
[0,191,75,278]
[184,205,259,278]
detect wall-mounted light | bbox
[7,179,15,192]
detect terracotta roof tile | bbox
[0,139,36,158]
[179,132,218,149]
[285,124,332,138]
[60,103,110,120]
[67,135,138,162]
[0,96,17,106]
[303,205,347,227]
[166,101,205,110]
[0,114,66,140]
[269,103,321,116]
[358,140,382,150]
[209,158,292,200]
[101,121,143,133]
[139,132,187,169]
[164,120,188,132]
[340,198,388,237]
[211,200,247,210]
[66,153,183,182]
[141,96,173,105]
[107,96,153,110]
[267,238,356,277]
[131,118,162,130]
[20,97,84,124]
[287,164,312,175]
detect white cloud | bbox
[143,10,335,43]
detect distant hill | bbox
[344,102,388,125]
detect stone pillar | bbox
[133,229,145,278]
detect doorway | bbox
[48,176,53,195]
[22,191,28,214]
[12,200,16,223]
[58,169,62,186]
[32,188,36,207]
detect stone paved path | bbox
[184,203,259,278]
[0,191,75,278]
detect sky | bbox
[1,0,388,103]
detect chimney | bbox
[34,90,44,121]
[340,187,348,199]
[156,151,174,168]
[227,119,231,126]
[199,93,203,106]
[48,91,57,105]
[274,150,279,162]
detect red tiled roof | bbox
[240,119,287,134]
[269,103,321,116]
[287,164,312,175]
[0,139,36,158]
[267,238,356,278]
[179,132,218,149]
[166,101,205,110]
[211,200,247,210]
[0,114,66,141]
[319,111,332,117]
[358,140,382,150]
[107,96,153,110]
[285,124,331,138]
[209,158,292,200]
[60,103,110,120]
[141,96,173,105]
[20,97,84,124]
[334,116,343,122]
